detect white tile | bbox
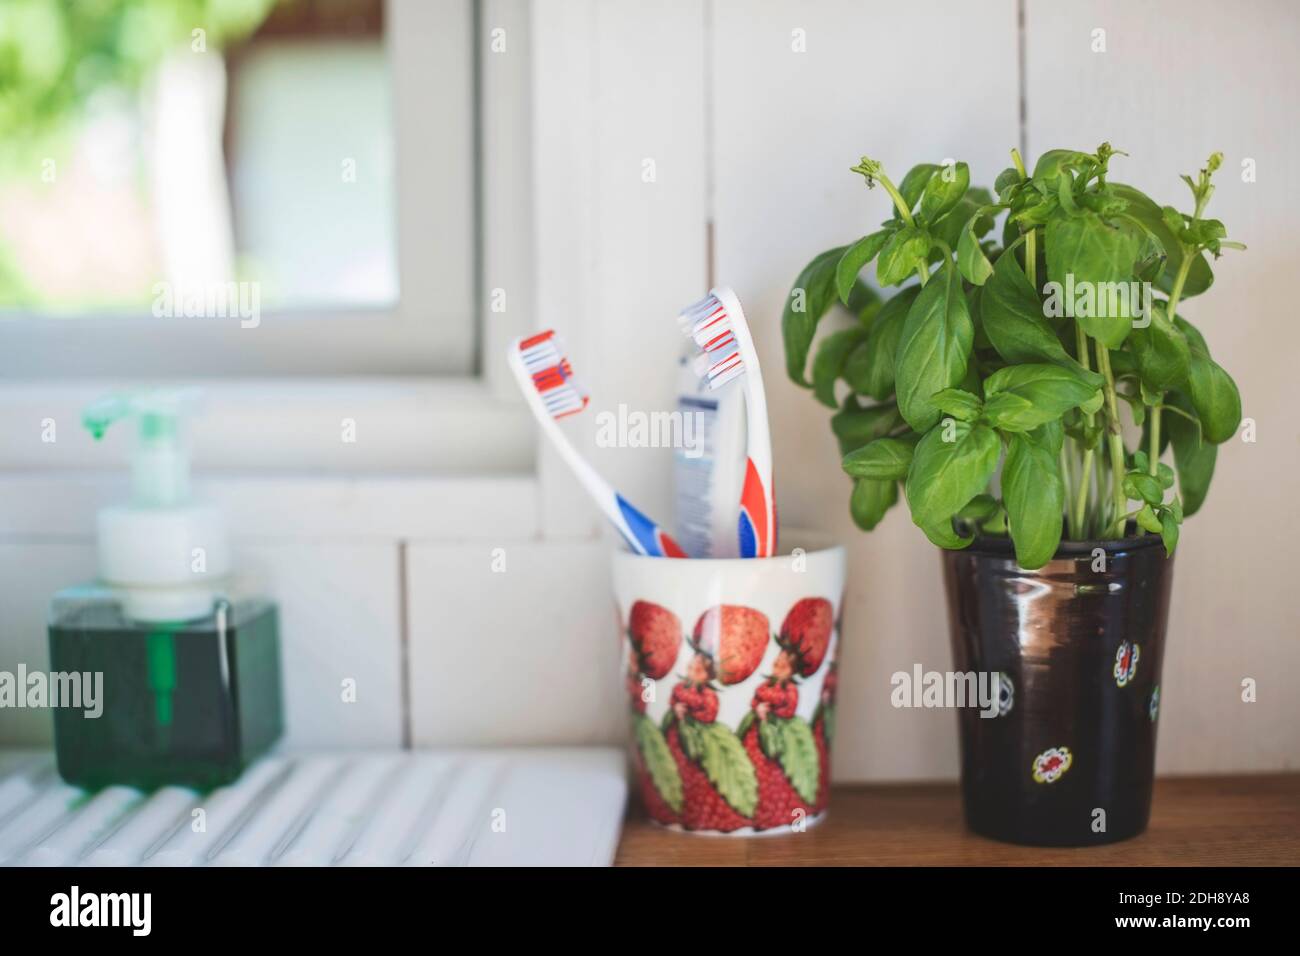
[234,541,402,748]
[407,541,625,747]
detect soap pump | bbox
[84,388,231,623]
[47,389,283,791]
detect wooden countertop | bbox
[615,774,1300,866]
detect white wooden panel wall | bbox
[407,542,624,747]
[1023,0,1300,773]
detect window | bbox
[0,0,483,378]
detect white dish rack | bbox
[0,748,626,867]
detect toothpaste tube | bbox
[673,348,747,558]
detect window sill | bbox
[0,377,547,541]
[0,377,533,475]
[0,471,541,541]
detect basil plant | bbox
[784,144,1242,569]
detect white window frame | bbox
[2,0,484,379]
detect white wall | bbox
[2,0,1297,779]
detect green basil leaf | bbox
[1056,172,1080,215]
[957,207,997,285]
[917,516,975,549]
[831,399,902,456]
[982,245,1078,367]
[1123,471,1164,507]
[850,477,898,531]
[847,281,881,323]
[835,230,893,305]
[982,363,1103,430]
[811,326,868,409]
[842,286,920,400]
[956,493,999,522]
[931,388,983,422]
[904,420,1001,528]
[1136,503,1163,534]
[1159,507,1180,556]
[1002,428,1064,570]
[877,226,930,287]
[994,166,1021,198]
[897,163,940,212]
[1129,304,1191,393]
[894,264,974,431]
[1174,317,1241,443]
[1032,149,1094,180]
[919,161,970,224]
[1111,183,1214,299]
[1165,391,1216,516]
[842,436,916,480]
[1044,210,1141,349]
[783,246,848,386]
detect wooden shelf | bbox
[615,774,1300,866]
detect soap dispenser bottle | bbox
[47,389,283,790]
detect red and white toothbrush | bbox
[678,287,776,558]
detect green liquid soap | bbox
[48,590,283,791]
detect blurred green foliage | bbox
[0,1,276,309]
[0,0,275,149]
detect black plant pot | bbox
[942,533,1173,847]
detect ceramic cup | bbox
[612,537,846,835]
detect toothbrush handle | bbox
[738,458,774,559]
[548,420,686,558]
[737,345,776,559]
[615,495,688,558]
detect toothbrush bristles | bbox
[678,292,746,390]
[518,330,589,418]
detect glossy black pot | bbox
[942,533,1173,846]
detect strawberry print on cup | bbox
[613,539,847,835]
[734,597,835,830]
[625,601,685,826]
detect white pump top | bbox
[83,389,230,623]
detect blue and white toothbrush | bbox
[508,330,687,558]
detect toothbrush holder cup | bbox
[613,538,846,835]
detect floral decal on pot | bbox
[997,672,1014,717]
[660,605,767,831]
[625,601,684,825]
[1149,685,1161,722]
[1032,746,1073,784]
[1113,641,1140,688]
